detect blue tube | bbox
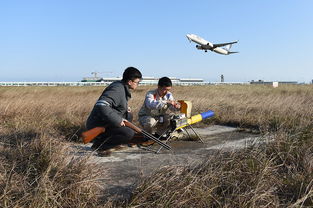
[200,110,215,120]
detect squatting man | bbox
[138,77,181,139]
[86,67,142,151]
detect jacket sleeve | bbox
[95,84,124,127]
[167,93,180,112]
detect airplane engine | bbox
[196,45,202,50]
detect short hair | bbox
[122,67,142,82]
[158,77,172,87]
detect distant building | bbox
[81,77,103,82]
[250,80,298,85]
[221,74,224,82]
[81,76,204,85]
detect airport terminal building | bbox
[81,76,205,86]
[0,77,301,87]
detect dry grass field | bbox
[0,84,313,207]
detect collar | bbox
[124,82,131,98]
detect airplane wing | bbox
[213,41,238,48]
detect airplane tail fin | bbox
[224,43,239,54]
[225,44,232,51]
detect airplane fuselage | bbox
[187,34,213,48]
[196,45,229,55]
[186,34,238,55]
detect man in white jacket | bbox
[138,77,181,137]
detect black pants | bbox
[96,126,135,145]
[93,112,134,146]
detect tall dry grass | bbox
[0,84,313,207]
[0,133,102,207]
[128,129,313,207]
[0,87,104,208]
[1,85,313,135]
[169,85,313,133]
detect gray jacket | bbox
[86,81,131,129]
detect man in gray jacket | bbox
[86,67,142,151]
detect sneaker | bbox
[95,144,127,157]
[91,142,114,151]
[97,150,112,157]
[91,136,111,150]
[111,144,128,151]
[140,140,155,147]
[91,141,102,150]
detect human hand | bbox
[167,100,180,109]
[120,119,126,126]
[174,101,181,109]
[166,100,176,106]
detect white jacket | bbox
[138,89,178,117]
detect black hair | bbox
[158,77,172,87]
[122,67,142,82]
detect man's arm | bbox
[165,93,181,111]
[95,104,123,127]
[96,84,124,127]
[166,100,181,110]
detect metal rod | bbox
[141,130,172,150]
[137,144,158,153]
[124,120,172,150]
[156,127,173,153]
[187,124,204,143]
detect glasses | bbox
[132,80,140,85]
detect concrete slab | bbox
[184,125,237,136]
[69,125,263,202]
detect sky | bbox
[1,0,313,83]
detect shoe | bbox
[140,140,155,147]
[91,141,102,150]
[97,150,112,157]
[111,144,128,151]
[91,142,114,151]
[95,144,127,157]
[91,136,110,150]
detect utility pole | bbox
[91,72,100,78]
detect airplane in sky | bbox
[186,34,238,55]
